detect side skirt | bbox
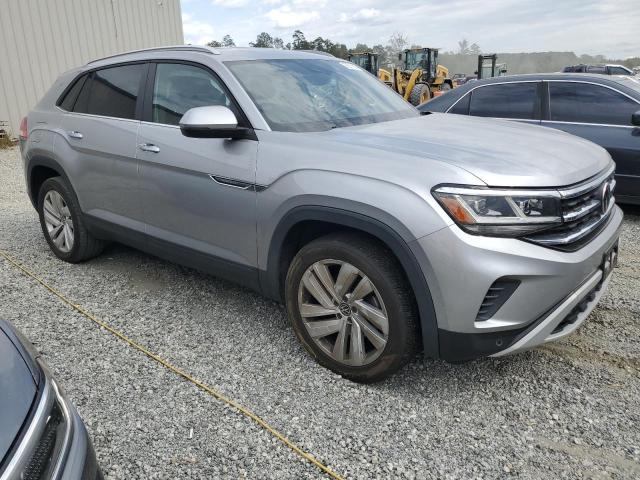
[84,215,261,292]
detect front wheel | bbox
[285,233,419,383]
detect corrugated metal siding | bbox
[0,0,184,136]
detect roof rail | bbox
[87,45,219,65]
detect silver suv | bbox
[20,46,622,382]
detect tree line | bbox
[205,32,640,72]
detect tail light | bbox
[19,117,28,140]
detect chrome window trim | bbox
[435,185,561,198]
[55,107,141,125]
[445,80,541,114]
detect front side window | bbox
[469,82,539,119]
[549,82,640,125]
[152,63,233,126]
[608,66,631,75]
[226,59,418,132]
[74,64,145,119]
[448,93,470,115]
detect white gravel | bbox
[1,146,639,479]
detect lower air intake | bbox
[476,279,520,321]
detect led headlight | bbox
[433,185,562,237]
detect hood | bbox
[324,113,612,187]
[0,326,38,466]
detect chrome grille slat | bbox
[525,167,616,251]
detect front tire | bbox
[285,233,419,383]
[37,177,104,263]
[409,83,431,106]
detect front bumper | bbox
[0,360,101,480]
[410,205,623,361]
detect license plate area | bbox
[601,240,619,280]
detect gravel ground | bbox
[1,145,639,479]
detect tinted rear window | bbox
[58,75,87,111]
[74,64,145,120]
[549,82,640,125]
[469,82,539,119]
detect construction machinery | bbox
[347,52,379,75]
[378,47,453,105]
[477,54,508,80]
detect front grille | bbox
[525,169,616,251]
[476,279,520,321]
[22,401,65,480]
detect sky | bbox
[180,0,640,59]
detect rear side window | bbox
[74,64,145,120]
[58,75,87,111]
[448,93,470,114]
[469,83,539,119]
[549,82,640,126]
[151,63,233,126]
[586,66,606,74]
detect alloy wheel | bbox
[297,259,389,366]
[43,190,74,253]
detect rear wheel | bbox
[409,83,431,106]
[285,233,419,383]
[37,177,104,263]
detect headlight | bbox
[433,185,562,237]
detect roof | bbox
[86,45,340,67]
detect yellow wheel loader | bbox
[378,47,453,105]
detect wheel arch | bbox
[26,155,73,209]
[261,205,439,358]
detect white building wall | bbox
[0,0,184,136]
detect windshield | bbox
[226,59,418,132]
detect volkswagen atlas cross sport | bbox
[20,46,622,382]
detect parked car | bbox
[562,64,635,76]
[20,47,622,382]
[419,73,640,205]
[0,320,101,479]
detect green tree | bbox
[251,32,274,48]
[222,35,235,47]
[206,40,222,48]
[457,39,470,55]
[469,43,481,55]
[292,30,310,50]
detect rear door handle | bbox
[138,143,160,153]
[68,131,83,139]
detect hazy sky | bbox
[180,0,640,58]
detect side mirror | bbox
[179,106,253,139]
[632,110,640,127]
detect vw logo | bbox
[601,182,612,215]
[339,302,352,317]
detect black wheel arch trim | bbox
[25,155,73,209]
[261,205,440,358]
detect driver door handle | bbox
[138,143,160,153]
[68,131,83,139]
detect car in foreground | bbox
[20,47,622,382]
[562,64,635,76]
[0,320,101,479]
[419,73,640,205]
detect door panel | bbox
[137,62,259,270]
[56,114,141,227]
[137,124,258,267]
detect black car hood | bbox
[0,325,38,468]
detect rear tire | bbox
[37,177,104,263]
[285,233,419,383]
[409,83,431,106]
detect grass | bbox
[0,132,16,149]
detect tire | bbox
[285,232,419,383]
[409,83,431,106]
[37,176,104,263]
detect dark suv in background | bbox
[562,64,635,76]
[420,73,640,205]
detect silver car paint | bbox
[23,47,622,355]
